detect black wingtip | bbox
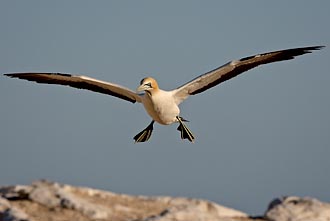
[312,45,325,49]
[4,73,73,78]
[304,45,325,52]
[4,73,15,77]
[3,73,24,79]
[293,45,325,57]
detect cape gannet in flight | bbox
[4,46,324,143]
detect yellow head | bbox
[137,77,159,93]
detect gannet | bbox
[4,46,324,143]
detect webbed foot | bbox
[134,121,154,143]
[176,116,195,142]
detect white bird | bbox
[4,46,324,143]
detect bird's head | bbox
[137,77,159,93]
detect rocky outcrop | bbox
[265,196,330,221]
[0,180,329,221]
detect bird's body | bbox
[140,88,179,125]
[4,46,324,142]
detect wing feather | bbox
[173,46,324,104]
[4,73,141,103]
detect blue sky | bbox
[1,1,329,215]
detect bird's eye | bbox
[145,82,152,88]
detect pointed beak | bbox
[137,84,146,92]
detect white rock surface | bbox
[1,180,329,221]
[265,196,330,221]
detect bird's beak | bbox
[137,84,146,92]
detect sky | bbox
[0,1,329,215]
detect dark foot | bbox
[176,116,195,142]
[134,121,154,143]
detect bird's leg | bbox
[176,116,195,143]
[134,120,155,143]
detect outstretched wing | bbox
[173,46,324,104]
[4,73,141,103]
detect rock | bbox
[0,180,329,221]
[265,196,330,221]
[140,197,248,221]
[0,197,29,221]
[0,180,248,221]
